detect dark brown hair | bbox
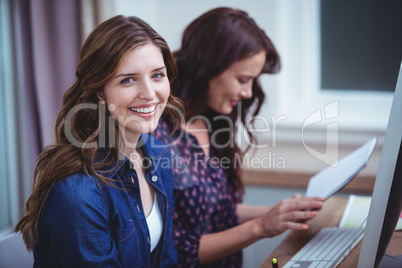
[174,7,280,196]
[15,15,183,250]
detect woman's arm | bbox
[198,195,324,264]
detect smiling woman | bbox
[14,15,183,268]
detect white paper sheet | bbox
[306,137,377,199]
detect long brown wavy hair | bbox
[15,15,183,250]
[173,7,281,197]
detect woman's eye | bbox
[238,77,255,84]
[121,77,134,85]
[152,72,166,79]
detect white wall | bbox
[115,0,278,52]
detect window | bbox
[256,0,394,139]
[321,0,402,92]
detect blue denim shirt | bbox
[33,134,178,267]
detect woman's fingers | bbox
[260,196,324,237]
[277,197,324,214]
[258,195,325,237]
[283,220,309,230]
[286,209,318,222]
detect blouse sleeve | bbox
[172,189,201,267]
[155,119,203,267]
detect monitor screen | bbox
[357,62,402,268]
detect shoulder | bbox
[38,173,108,231]
[46,173,103,210]
[53,172,99,190]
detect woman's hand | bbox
[255,194,324,238]
[198,195,324,264]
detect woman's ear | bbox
[98,92,105,103]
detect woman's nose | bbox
[240,84,253,99]
[139,80,156,100]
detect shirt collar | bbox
[95,134,162,178]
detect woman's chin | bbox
[210,106,234,115]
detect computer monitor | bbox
[357,62,402,268]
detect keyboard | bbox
[283,227,364,268]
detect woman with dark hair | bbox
[15,15,183,267]
[155,7,324,267]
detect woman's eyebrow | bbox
[113,66,166,79]
[154,66,166,72]
[114,73,137,79]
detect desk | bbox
[261,196,402,268]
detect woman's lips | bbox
[230,100,239,106]
[129,104,158,118]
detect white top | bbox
[146,193,163,252]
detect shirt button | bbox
[151,176,158,182]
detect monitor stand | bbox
[379,254,402,268]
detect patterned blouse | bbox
[154,119,242,268]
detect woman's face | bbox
[207,50,266,115]
[102,43,170,142]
